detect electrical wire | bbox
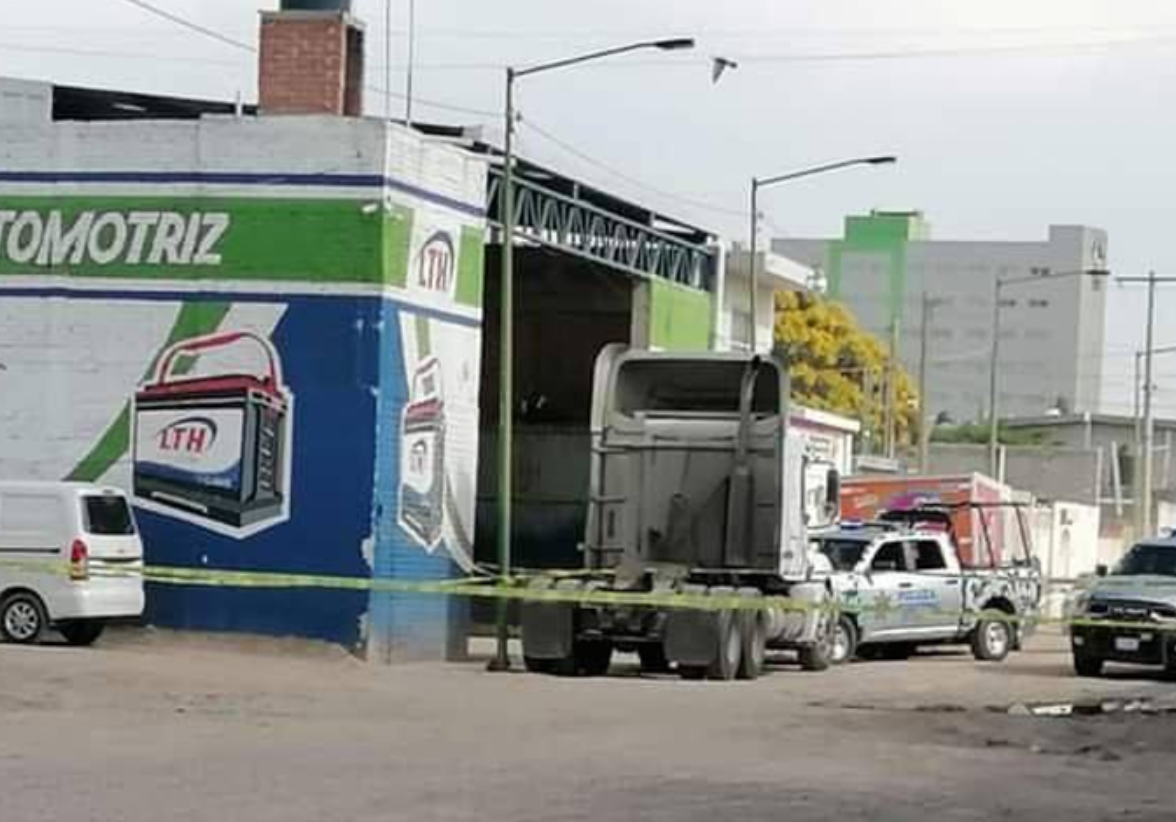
[109,0,498,119]
[520,118,746,220]
[113,0,253,52]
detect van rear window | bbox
[83,496,136,536]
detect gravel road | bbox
[0,629,1173,822]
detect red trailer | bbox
[840,473,1028,568]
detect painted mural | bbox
[0,190,486,654]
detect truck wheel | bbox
[575,640,613,677]
[829,616,858,665]
[1073,650,1104,678]
[737,610,767,680]
[638,643,671,674]
[708,610,742,681]
[679,665,708,680]
[971,619,1012,662]
[1,592,47,645]
[524,656,556,674]
[59,621,105,647]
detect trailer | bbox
[839,473,1026,568]
[519,346,839,680]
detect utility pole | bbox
[1119,271,1176,536]
[987,280,1004,477]
[1143,272,1157,537]
[884,317,901,459]
[918,293,940,473]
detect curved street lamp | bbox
[748,156,896,352]
[492,37,697,672]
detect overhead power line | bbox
[521,118,746,220]
[114,0,253,52]
[108,0,496,120]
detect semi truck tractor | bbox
[519,346,839,680]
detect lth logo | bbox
[156,416,218,454]
[416,231,455,296]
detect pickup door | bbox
[854,537,963,642]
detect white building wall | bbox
[775,224,1109,424]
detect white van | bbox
[0,482,145,645]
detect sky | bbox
[6,0,1176,415]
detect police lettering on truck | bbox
[0,209,230,267]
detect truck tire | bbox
[971,619,1012,662]
[1073,650,1104,678]
[708,609,742,681]
[638,643,671,674]
[829,615,858,665]
[679,664,708,680]
[737,610,767,680]
[575,640,613,677]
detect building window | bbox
[1029,298,1050,308]
[1030,266,1052,277]
[999,298,1017,308]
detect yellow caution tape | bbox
[0,556,1172,634]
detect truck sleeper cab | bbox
[521,347,837,681]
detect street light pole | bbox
[1132,340,1176,535]
[986,269,1110,479]
[490,37,696,672]
[748,156,895,353]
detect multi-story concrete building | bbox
[775,212,1109,424]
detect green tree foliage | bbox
[773,290,917,448]
[931,422,1052,446]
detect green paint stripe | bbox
[67,301,232,482]
[455,224,485,308]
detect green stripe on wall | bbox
[455,225,485,309]
[0,197,388,284]
[649,279,713,351]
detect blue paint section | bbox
[368,304,458,660]
[142,295,383,647]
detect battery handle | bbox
[154,331,282,389]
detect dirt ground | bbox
[1,628,1174,822]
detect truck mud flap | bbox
[665,609,718,666]
[520,602,574,661]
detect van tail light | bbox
[69,539,89,581]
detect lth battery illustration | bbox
[133,331,290,529]
[399,356,446,549]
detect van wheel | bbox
[59,622,106,647]
[1,592,48,645]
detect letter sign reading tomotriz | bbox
[0,210,230,267]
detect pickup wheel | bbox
[830,616,858,665]
[972,619,1012,662]
[1073,650,1105,678]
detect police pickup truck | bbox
[813,508,1042,664]
[1070,537,1176,677]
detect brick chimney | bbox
[259,4,364,116]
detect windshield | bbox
[1114,543,1176,577]
[818,538,870,571]
[83,495,137,536]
